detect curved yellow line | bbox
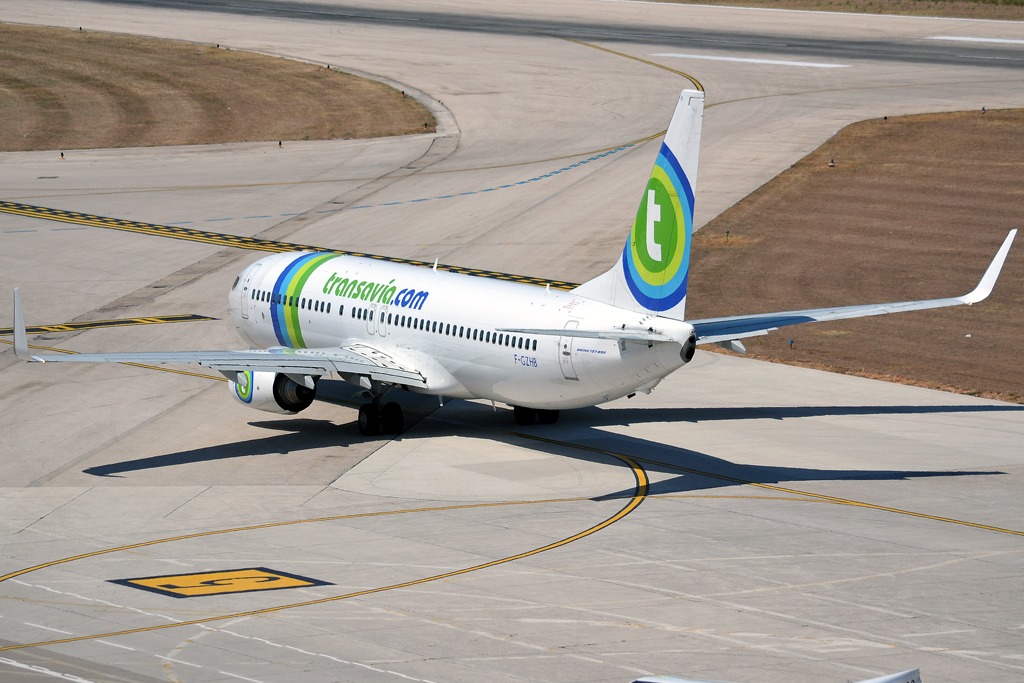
[0,458,648,651]
[556,36,705,92]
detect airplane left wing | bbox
[11,290,426,387]
[690,229,1016,346]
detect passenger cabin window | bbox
[339,305,344,316]
[327,303,331,314]
[387,313,392,324]
[532,339,537,351]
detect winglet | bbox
[13,288,35,361]
[959,229,1017,304]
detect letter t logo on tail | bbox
[646,189,662,262]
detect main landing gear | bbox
[356,381,404,437]
[512,406,559,426]
[358,401,404,436]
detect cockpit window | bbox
[232,276,240,290]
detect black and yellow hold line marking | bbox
[111,567,332,599]
[0,201,579,291]
[0,313,216,337]
[0,457,648,652]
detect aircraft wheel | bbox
[537,409,559,425]
[513,406,536,426]
[381,402,404,434]
[358,403,381,436]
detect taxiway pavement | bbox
[1,2,1023,682]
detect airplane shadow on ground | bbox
[82,419,352,477]
[83,401,1021,489]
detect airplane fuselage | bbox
[228,251,695,410]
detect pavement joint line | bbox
[0,201,580,291]
[0,458,647,652]
[2,142,642,227]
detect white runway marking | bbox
[220,672,262,683]
[96,639,134,650]
[958,54,1024,61]
[155,654,201,668]
[653,52,850,68]
[0,656,97,682]
[928,36,1024,45]
[24,622,72,634]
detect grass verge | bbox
[688,108,1024,403]
[0,23,436,152]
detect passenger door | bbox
[240,264,261,320]
[558,320,579,380]
[378,305,388,336]
[367,304,377,335]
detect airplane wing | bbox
[690,229,1016,346]
[10,293,426,387]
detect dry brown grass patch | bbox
[689,109,1024,402]
[0,23,436,152]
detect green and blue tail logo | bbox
[622,142,694,312]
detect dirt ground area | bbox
[658,0,1024,20]
[0,23,436,152]
[688,109,1024,403]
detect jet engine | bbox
[229,371,317,414]
[679,333,697,364]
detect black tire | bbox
[513,406,536,426]
[537,409,559,424]
[381,402,404,434]
[358,403,381,436]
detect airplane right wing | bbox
[689,230,1016,346]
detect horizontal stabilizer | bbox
[497,327,676,343]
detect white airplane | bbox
[11,89,1017,436]
[632,668,921,683]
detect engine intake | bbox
[229,371,317,414]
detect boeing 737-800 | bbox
[11,88,1017,435]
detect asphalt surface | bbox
[1,2,1023,682]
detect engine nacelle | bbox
[229,371,317,414]
[679,332,697,363]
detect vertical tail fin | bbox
[573,89,704,321]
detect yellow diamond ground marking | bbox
[111,567,331,599]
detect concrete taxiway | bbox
[1,1,1023,682]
